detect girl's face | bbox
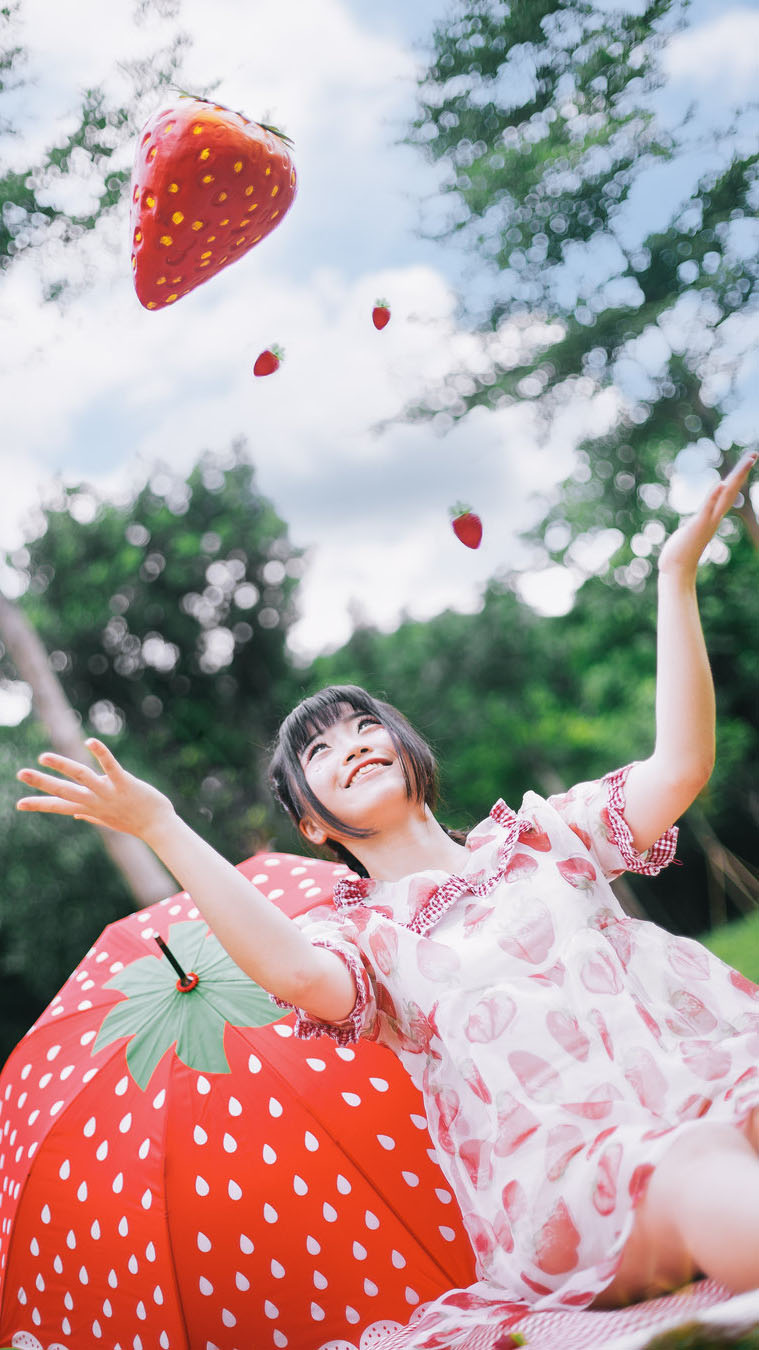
[297,707,409,845]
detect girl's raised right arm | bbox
[15,738,357,1022]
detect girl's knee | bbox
[741,1105,759,1155]
[640,1122,758,1245]
[653,1120,757,1186]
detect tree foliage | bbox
[0,1,190,291]
[2,0,757,1078]
[0,446,304,1065]
[2,442,303,855]
[407,0,759,574]
[3,458,756,1068]
[310,545,759,937]
[0,711,130,1056]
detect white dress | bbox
[273,764,759,1313]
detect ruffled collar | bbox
[332,799,537,936]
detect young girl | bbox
[15,452,759,1321]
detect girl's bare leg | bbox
[590,1108,759,1309]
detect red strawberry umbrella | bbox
[0,853,474,1350]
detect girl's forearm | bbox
[142,810,334,1006]
[623,572,715,851]
[652,572,716,782]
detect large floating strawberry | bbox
[130,95,297,310]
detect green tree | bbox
[0,444,304,1066]
[397,0,759,936]
[407,0,759,570]
[3,442,303,856]
[0,1,200,969]
[0,712,136,1066]
[309,550,759,937]
[1,1,190,290]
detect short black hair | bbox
[268,685,439,874]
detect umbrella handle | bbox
[155,935,199,992]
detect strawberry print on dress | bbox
[275,762,759,1327]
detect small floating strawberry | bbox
[372,299,391,330]
[450,503,483,549]
[253,344,283,376]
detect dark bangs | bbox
[268,685,439,842]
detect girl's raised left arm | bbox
[622,450,757,855]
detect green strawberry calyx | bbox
[450,502,473,519]
[257,121,295,148]
[92,919,285,1090]
[374,299,390,309]
[168,88,295,146]
[268,344,285,360]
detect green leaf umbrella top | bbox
[93,919,283,1090]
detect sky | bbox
[1,0,758,726]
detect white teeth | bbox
[350,762,384,786]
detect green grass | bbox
[642,1323,759,1349]
[699,909,759,986]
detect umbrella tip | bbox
[155,935,199,991]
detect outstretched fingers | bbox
[16,788,81,814]
[684,451,757,546]
[659,451,756,577]
[16,739,121,816]
[83,737,124,776]
[714,450,758,514]
[16,766,91,813]
[16,737,161,837]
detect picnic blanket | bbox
[342,1280,759,1349]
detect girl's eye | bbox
[358,717,379,731]
[306,740,327,761]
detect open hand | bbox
[16,738,175,840]
[658,450,758,580]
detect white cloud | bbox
[515,566,576,618]
[3,0,753,725]
[663,7,759,92]
[4,0,177,168]
[0,233,572,665]
[0,683,33,727]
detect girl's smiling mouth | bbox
[345,758,392,788]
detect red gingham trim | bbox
[372,1279,747,1350]
[408,807,535,936]
[331,802,535,935]
[269,940,372,1045]
[407,873,474,936]
[603,764,679,875]
[489,798,518,830]
[333,876,374,907]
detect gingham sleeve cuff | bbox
[269,940,374,1046]
[602,763,679,876]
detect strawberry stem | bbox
[155,935,192,987]
[167,87,294,146]
[257,122,295,148]
[450,501,472,517]
[170,84,215,102]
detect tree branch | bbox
[0,590,175,908]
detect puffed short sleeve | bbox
[268,907,379,1046]
[546,762,679,880]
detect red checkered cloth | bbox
[371,1280,759,1350]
